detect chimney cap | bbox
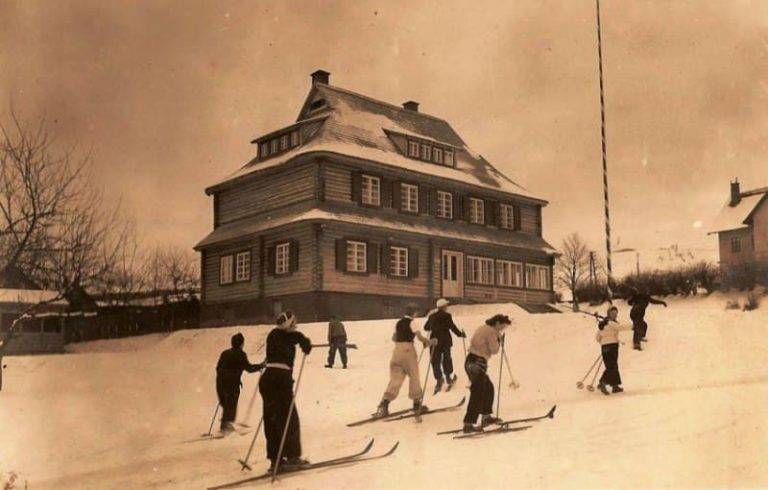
[311,70,330,85]
[402,100,419,112]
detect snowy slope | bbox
[1,296,766,489]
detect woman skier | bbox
[259,310,312,471]
[462,314,512,433]
[596,305,634,395]
[375,307,436,418]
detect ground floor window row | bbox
[466,255,551,290]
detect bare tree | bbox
[556,233,590,311]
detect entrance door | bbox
[441,250,464,298]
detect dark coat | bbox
[424,309,464,347]
[327,320,347,341]
[627,293,666,320]
[216,347,262,391]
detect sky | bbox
[1,0,766,272]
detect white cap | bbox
[436,298,450,308]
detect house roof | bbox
[708,189,767,234]
[195,203,556,255]
[207,83,545,203]
[0,288,67,306]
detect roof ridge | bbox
[319,84,450,124]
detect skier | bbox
[375,307,437,418]
[215,332,264,433]
[259,310,312,471]
[596,305,634,395]
[424,298,466,393]
[626,288,667,350]
[325,315,348,369]
[462,314,511,433]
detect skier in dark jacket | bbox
[424,298,466,393]
[259,310,312,472]
[626,289,667,350]
[325,315,348,369]
[216,332,264,432]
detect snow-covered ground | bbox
[2,294,767,489]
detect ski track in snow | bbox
[1,295,767,489]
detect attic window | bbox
[405,138,455,167]
[309,99,327,112]
[259,129,301,160]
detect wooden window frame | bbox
[433,147,444,164]
[420,143,432,161]
[401,183,419,214]
[731,236,741,253]
[496,259,523,288]
[444,148,454,166]
[525,264,551,290]
[290,130,300,147]
[469,198,485,225]
[361,174,381,206]
[466,255,494,285]
[219,254,234,285]
[389,246,409,277]
[408,140,420,158]
[499,203,514,230]
[346,240,368,274]
[275,242,291,275]
[234,251,251,283]
[436,190,453,219]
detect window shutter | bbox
[367,241,379,274]
[351,172,363,204]
[536,205,543,236]
[419,185,430,214]
[452,192,461,220]
[408,248,420,278]
[266,246,276,276]
[381,243,391,277]
[494,202,503,227]
[485,200,496,226]
[381,178,392,207]
[430,189,440,217]
[335,239,347,272]
[392,182,402,211]
[514,206,522,231]
[462,195,472,221]
[290,239,300,273]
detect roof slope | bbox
[209,83,544,202]
[709,190,767,234]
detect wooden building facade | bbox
[195,71,557,325]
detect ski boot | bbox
[375,400,390,418]
[612,385,624,394]
[413,399,429,414]
[463,423,482,434]
[220,422,236,434]
[284,457,310,469]
[343,364,348,369]
[446,374,457,390]
[598,381,610,395]
[267,457,286,473]
[433,378,444,394]
[481,414,503,427]
[633,342,643,351]
[324,364,333,368]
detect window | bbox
[290,130,300,147]
[500,204,515,229]
[467,256,494,285]
[497,260,523,287]
[275,242,290,275]
[526,264,550,290]
[408,141,420,157]
[470,198,485,224]
[235,251,251,282]
[433,147,443,164]
[260,142,270,158]
[279,134,289,150]
[361,175,381,206]
[444,149,454,166]
[346,241,367,273]
[421,144,431,161]
[270,138,279,154]
[390,246,408,277]
[220,255,234,285]
[437,191,453,219]
[401,184,419,213]
[731,237,741,253]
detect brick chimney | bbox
[730,179,741,206]
[311,70,330,85]
[402,101,419,112]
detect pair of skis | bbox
[184,423,253,443]
[207,439,398,489]
[346,397,466,427]
[437,405,556,439]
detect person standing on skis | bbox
[626,288,667,350]
[424,298,466,393]
[375,307,437,418]
[216,332,264,433]
[462,314,512,433]
[259,310,312,471]
[325,315,348,369]
[596,306,633,395]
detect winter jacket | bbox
[468,324,501,360]
[265,327,312,370]
[392,316,417,343]
[216,347,263,390]
[627,293,666,320]
[424,309,464,347]
[595,319,633,345]
[327,320,347,341]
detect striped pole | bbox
[595,0,613,298]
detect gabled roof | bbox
[708,188,768,234]
[207,82,545,203]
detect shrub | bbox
[743,292,760,311]
[722,261,768,291]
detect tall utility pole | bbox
[595,0,613,296]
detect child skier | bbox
[325,315,348,369]
[424,298,466,393]
[626,288,667,350]
[375,307,437,418]
[596,306,634,395]
[259,310,312,471]
[215,332,264,433]
[462,314,512,433]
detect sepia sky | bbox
[1,0,766,270]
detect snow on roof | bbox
[195,206,554,254]
[0,288,66,306]
[708,193,765,234]
[208,83,545,202]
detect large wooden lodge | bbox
[195,70,557,325]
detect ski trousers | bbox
[327,336,348,367]
[430,344,454,381]
[383,342,423,402]
[632,317,648,344]
[216,382,240,429]
[464,353,494,424]
[599,342,622,387]
[259,368,302,462]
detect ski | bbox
[347,406,416,427]
[239,437,373,472]
[208,441,399,489]
[437,405,556,435]
[384,397,466,422]
[453,424,532,439]
[184,429,252,444]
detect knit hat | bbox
[231,332,245,348]
[276,310,297,329]
[436,298,450,309]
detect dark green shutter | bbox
[335,239,347,272]
[289,240,300,273]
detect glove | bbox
[299,338,312,355]
[460,330,467,338]
[420,339,431,348]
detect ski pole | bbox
[420,343,437,405]
[205,404,220,437]
[238,415,265,471]
[587,357,604,392]
[271,353,307,483]
[501,349,517,388]
[577,354,602,389]
[240,374,262,428]
[461,332,467,365]
[496,334,505,418]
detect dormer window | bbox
[404,137,455,167]
[258,129,301,160]
[408,141,420,158]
